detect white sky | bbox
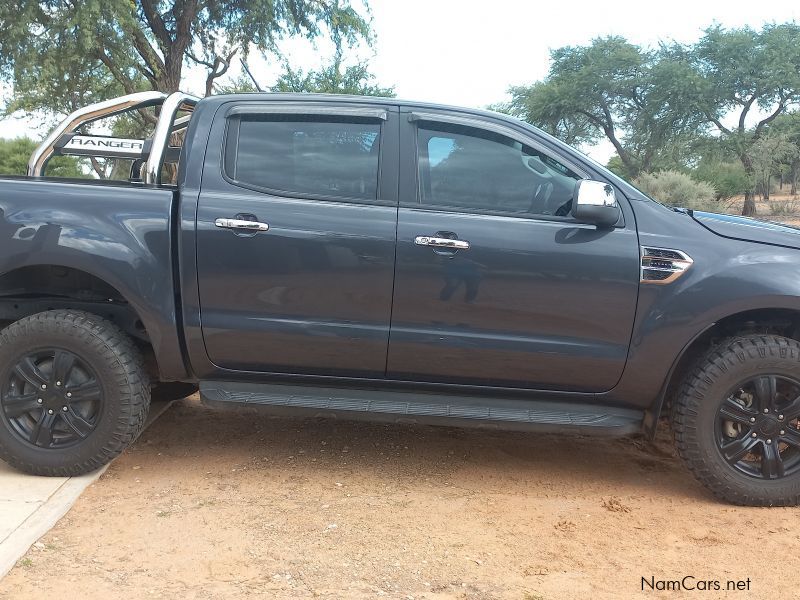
[2,0,799,163]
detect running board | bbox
[199,382,642,436]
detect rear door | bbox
[387,110,640,392]
[195,101,399,377]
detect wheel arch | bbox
[644,307,800,437]
[0,264,162,379]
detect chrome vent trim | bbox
[641,246,693,284]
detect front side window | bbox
[226,114,381,201]
[417,122,581,217]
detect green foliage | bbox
[693,161,751,200]
[271,59,395,97]
[0,138,86,178]
[0,0,373,115]
[499,37,706,178]
[500,22,800,206]
[747,134,799,199]
[634,170,718,212]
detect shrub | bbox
[634,170,718,212]
[768,199,800,216]
[693,161,751,201]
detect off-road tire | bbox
[673,334,800,506]
[0,310,150,476]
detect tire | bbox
[151,381,198,402]
[0,310,150,476]
[673,334,800,506]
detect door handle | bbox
[414,236,470,250]
[215,218,270,232]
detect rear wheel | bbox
[673,335,800,505]
[0,310,149,476]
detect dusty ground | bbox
[1,396,799,600]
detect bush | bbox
[693,161,751,201]
[634,170,718,212]
[768,199,800,216]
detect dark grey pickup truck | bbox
[2,91,800,505]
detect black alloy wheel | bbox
[716,375,800,480]
[2,348,103,449]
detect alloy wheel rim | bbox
[716,374,800,480]
[1,348,103,449]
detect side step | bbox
[199,382,642,436]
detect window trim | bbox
[409,111,590,179]
[221,109,388,206]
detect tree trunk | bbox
[742,191,757,216]
[764,175,770,201]
[740,153,757,216]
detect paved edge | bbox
[0,399,175,579]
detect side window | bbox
[226,114,381,201]
[417,122,581,218]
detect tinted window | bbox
[227,115,381,200]
[418,123,581,217]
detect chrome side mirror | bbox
[571,180,620,227]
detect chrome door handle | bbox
[215,218,270,232]
[414,236,470,250]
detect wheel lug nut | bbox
[37,398,43,404]
[55,381,61,386]
[66,392,72,398]
[61,406,68,412]
[780,430,786,435]
[41,384,46,390]
[47,409,54,415]
[752,433,758,438]
[779,414,784,420]
[767,438,773,444]
[750,417,756,423]
[764,408,770,413]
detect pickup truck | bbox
[1,91,800,506]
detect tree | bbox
[499,37,704,178]
[270,57,394,97]
[0,0,372,118]
[689,23,800,215]
[747,134,798,200]
[764,112,800,195]
[0,138,86,178]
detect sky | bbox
[2,0,800,163]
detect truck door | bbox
[386,110,640,392]
[195,102,399,377]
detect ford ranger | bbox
[1,91,800,506]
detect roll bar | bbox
[27,91,200,184]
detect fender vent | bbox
[641,247,693,284]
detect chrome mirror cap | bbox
[571,180,621,227]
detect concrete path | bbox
[0,400,173,579]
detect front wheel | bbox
[673,335,800,505]
[0,310,150,476]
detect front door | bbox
[196,102,399,377]
[387,112,640,392]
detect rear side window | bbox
[225,114,381,201]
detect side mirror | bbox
[571,180,620,227]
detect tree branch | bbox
[139,0,172,53]
[94,48,137,95]
[204,48,237,96]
